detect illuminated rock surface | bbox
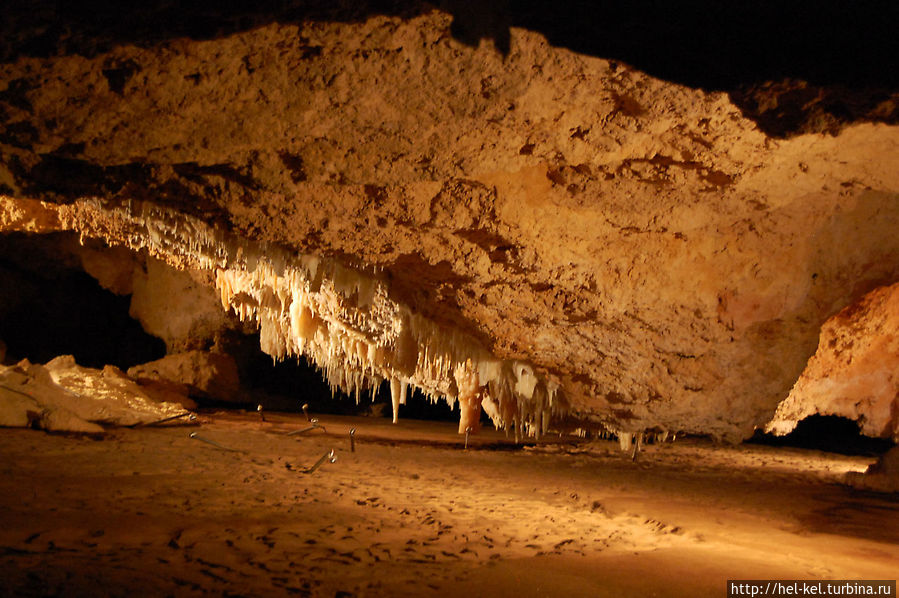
[0,355,188,432]
[1,5,899,596]
[768,283,899,441]
[848,446,899,493]
[1,2,899,441]
[127,350,242,403]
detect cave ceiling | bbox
[2,1,899,440]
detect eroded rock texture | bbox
[0,355,188,433]
[128,351,242,403]
[768,283,899,441]
[2,2,899,439]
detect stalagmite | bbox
[454,360,483,434]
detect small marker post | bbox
[631,433,642,462]
[303,449,337,474]
[287,419,326,436]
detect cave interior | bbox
[1,1,898,596]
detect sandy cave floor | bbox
[0,412,897,597]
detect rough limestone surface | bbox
[768,283,899,441]
[128,256,235,352]
[73,235,243,352]
[0,356,188,432]
[76,242,140,296]
[127,351,243,403]
[1,5,899,439]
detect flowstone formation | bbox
[2,2,899,441]
[0,355,188,433]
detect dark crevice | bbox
[12,155,236,230]
[0,233,166,369]
[220,331,460,422]
[748,415,895,456]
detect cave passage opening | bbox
[221,330,462,423]
[1,234,895,443]
[0,232,166,369]
[748,414,895,456]
[0,231,469,423]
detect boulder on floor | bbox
[0,356,190,432]
[127,351,242,403]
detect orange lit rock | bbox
[0,198,60,234]
[767,283,899,441]
[76,243,139,296]
[846,446,899,493]
[0,356,188,432]
[129,257,234,352]
[127,351,242,403]
[1,8,899,439]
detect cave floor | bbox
[0,412,897,597]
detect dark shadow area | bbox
[2,154,237,227]
[210,332,344,412]
[797,491,899,546]
[1,1,897,137]
[1,0,894,89]
[0,0,425,62]
[0,233,166,369]
[506,1,899,93]
[748,415,895,456]
[224,330,462,422]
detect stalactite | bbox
[15,197,567,436]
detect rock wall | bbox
[129,257,235,352]
[2,4,899,439]
[128,351,242,403]
[75,239,239,351]
[768,283,899,441]
[0,229,241,356]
